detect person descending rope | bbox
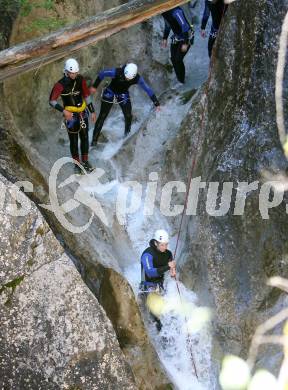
[162,6,195,85]
[140,229,176,331]
[49,58,96,174]
[90,63,160,147]
[201,0,228,58]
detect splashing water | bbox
[124,264,215,390]
[81,3,214,385]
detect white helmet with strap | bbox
[154,229,169,244]
[124,63,138,80]
[64,58,79,73]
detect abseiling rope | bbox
[172,4,228,381]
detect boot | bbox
[74,164,83,175]
[124,128,131,137]
[156,319,162,332]
[82,160,94,173]
[91,138,98,147]
[91,130,100,147]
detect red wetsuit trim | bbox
[81,78,90,99]
[50,82,64,101]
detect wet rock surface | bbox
[0,173,136,390]
[1,0,288,388]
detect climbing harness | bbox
[61,110,88,134]
[79,112,87,129]
[138,282,164,295]
[64,100,87,113]
[190,25,195,45]
[59,76,89,133]
[61,78,83,108]
[171,28,195,45]
[209,26,219,39]
[101,87,130,105]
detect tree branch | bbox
[0,0,188,82]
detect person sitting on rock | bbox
[89,63,160,147]
[161,6,195,85]
[140,229,176,331]
[49,58,96,174]
[201,0,228,58]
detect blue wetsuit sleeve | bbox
[137,76,160,106]
[174,9,190,43]
[201,0,210,30]
[93,68,117,88]
[141,253,170,278]
[141,253,159,278]
[163,18,171,40]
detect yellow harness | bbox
[64,100,87,113]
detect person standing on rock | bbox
[49,58,96,174]
[201,0,228,58]
[161,6,195,85]
[89,63,160,147]
[140,230,176,331]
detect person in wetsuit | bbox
[49,58,96,174]
[162,6,194,84]
[187,1,199,24]
[140,229,176,331]
[90,63,160,147]
[201,0,228,58]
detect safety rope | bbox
[172,3,227,380]
[175,280,199,379]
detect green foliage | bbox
[18,0,67,33]
[20,0,55,16]
[1,0,21,15]
[0,275,25,306]
[41,0,54,10]
[19,0,33,17]
[23,16,66,33]
[0,275,25,295]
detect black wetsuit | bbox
[201,0,227,57]
[140,240,172,289]
[49,75,95,162]
[140,240,173,331]
[91,66,159,145]
[162,7,194,83]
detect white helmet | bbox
[124,63,138,80]
[64,58,79,73]
[154,229,169,244]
